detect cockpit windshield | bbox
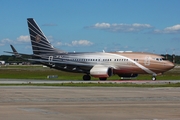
[162,58,167,60]
[154,57,166,61]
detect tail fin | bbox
[4,45,21,57]
[10,45,21,57]
[27,18,63,55]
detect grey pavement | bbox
[0,79,180,84]
[0,87,180,120]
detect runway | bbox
[0,79,180,84]
[0,86,180,120]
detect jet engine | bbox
[90,65,113,78]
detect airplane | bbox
[6,18,175,81]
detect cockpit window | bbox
[154,58,164,61]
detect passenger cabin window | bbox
[134,59,138,61]
[114,59,129,62]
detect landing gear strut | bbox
[151,73,157,81]
[83,75,91,81]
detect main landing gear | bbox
[83,75,91,81]
[83,75,107,81]
[99,77,107,81]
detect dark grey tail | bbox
[27,18,60,55]
[10,45,21,57]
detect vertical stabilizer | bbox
[27,18,58,55]
[10,45,21,57]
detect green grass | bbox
[0,65,82,80]
[0,65,180,80]
[0,65,180,87]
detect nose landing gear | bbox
[152,76,156,81]
[152,74,157,81]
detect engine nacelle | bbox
[90,65,113,78]
[118,73,138,78]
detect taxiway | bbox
[0,86,180,119]
[0,79,180,84]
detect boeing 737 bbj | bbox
[6,18,175,81]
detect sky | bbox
[1,0,180,55]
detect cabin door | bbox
[144,56,150,66]
[48,56,53,65]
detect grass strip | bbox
[0,82,180,87]
[0,65,180,80]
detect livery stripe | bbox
[108,53,156,75]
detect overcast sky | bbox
[1,0,180,55]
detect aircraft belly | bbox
[113,68,146,74]
[113,64,146,74]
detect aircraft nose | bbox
[166,61,175,70]
[171,62,175,68]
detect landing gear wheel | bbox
[152,76,156,81]
[99,77,107,81]
[83,75,91,81]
